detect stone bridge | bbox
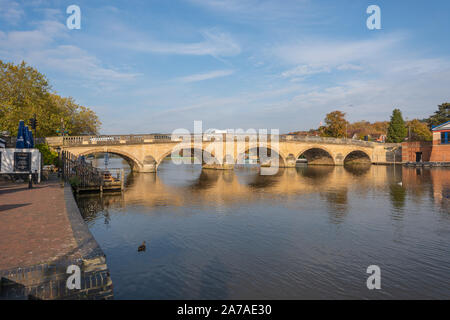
[46,134,401,173]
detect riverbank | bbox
[403,161,450,167]
[0,176,113,299]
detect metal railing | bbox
[61,151,125,191]
[61,150,103,188]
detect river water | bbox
[76,157,450,299]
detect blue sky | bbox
[1,0,449,134]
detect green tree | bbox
[407,119,432,141]
[50,94,101,135]
[386,109,407,143]
[0,60,101,137]
[319,110,349,138]
[35,143,59,165]
[426,102,450,128]
[0,60,54,137]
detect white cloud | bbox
[31,45,140,81]
[123,29,241,57]
[0,21,139,86]
[275,34,402,66]
[336,64,363,71]
[0,20,67,49]
[275,34,405,78]
[267,61,450,123]
[187,0,313,22]
[0,0,24,24]
[176,69,234,83]
[281,65,331,78]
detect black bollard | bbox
[28,172,32,189]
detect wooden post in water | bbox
[121,169,124,192]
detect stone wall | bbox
[430,144,450,162]
[0,259,112,300]
[401,141,433,162]
[402,141,450,163]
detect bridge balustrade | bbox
[49,134,398,152]
[58,134,173,146]
[280,135,380,147]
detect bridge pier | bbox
[279,163,296,168]
[280,154,296,168]
[137,163,157,173]
[202,163,235,170]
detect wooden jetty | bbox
[61,150,125,193]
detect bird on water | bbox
[138,241,146,252]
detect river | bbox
[75,157,450,299]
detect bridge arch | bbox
[343,149,372,164]
[237,145,288,168]
[155,146,220,169]
[296,147,335,165]
[76,148,143,171]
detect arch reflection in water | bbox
[297,148,335,165]
[75,163,450,299]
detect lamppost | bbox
[406,117,411,141]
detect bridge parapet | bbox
[47,134,172,147]
[46,134,400,155]
[281,135,396,148]
[48,133,282,147]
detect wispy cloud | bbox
[176,69,234,83]
[281,65,331,78]
[275,34,402,65]
[266,60,450,122]
[0,20,140,87]
[0,0,24,24]
[276,33,406,79]
[187,0,315,22]
[121,29,241,58]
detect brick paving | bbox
[0,178,81,271]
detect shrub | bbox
[69,176,81,188]
[36,143,59,165]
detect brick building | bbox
[402,121,450,163]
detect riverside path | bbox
[0,175,113,300]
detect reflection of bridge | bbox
[76,165,449,223]
[47,134,401,173]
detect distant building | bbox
[373,134,386,143]
[402,121,450,163]
[205,129,234,134]
[432,121,450,145]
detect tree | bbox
[35,143,59,165]
[319,111,349,138]
[426,102,450,128]
[347,120,371,140]
[50,94,101,135]
[386,109,407,143]
[0,60,53,137]
[0,60,101,137]
[407,119,432,141]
